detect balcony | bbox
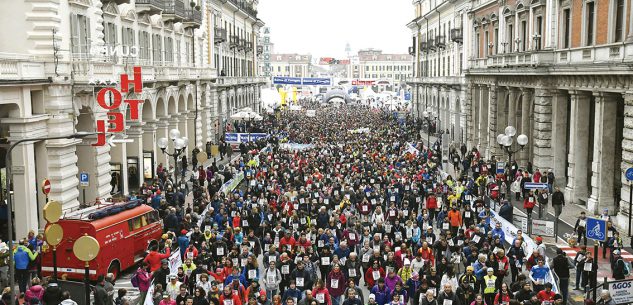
[135,0,164,14]
[420,41,428,52]
[183,9,202,28]
[435,35,446,49]
[244,41,253,52]
[256,45,263,56]
[214,28,227,44]
[227,0,258,18]
[103,0,130,5]
[450,28,463,43]
[163,0,186,22]
[427,38,436,51]
[229,35,240,49]
[238,38,246,51]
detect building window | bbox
[521,20,527,51]
[614,0,625,42]
[562,9,571,48]
[535,16,543,50]
[139,31,150,63]
[476,32,481,57]
[484,30,489,57]
[164,37,173,64]
[104,22,117,61]
[70,14,91,59]
[152,34,162,65]
[507,23,514,52]
[494,28,499,54]
[586,1,595,45]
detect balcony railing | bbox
[245,41,253,52]
[214,28,227,44]
[229,35,240,49]
[256,45,263,55]
[135,0,164,14]
[435,35,446,49]
[227,0,258,18]
[238,38,246,50]
[450,28,463,43]
[420,41,428,52]
[163,0,185,20]
[427,38,436,51]
[408,46,415,55]
[183,9,201,28]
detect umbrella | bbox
[230,111,263,121]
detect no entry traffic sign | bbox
[42,179,51,195]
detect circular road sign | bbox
[626,168,633,181]
[42,179,51,195]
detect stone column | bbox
[565,91,591,205]
[617,91,633,227]
[464,84,474,149]
[532,88,554,171]
[551,91,569,187]
[488,85,499,158]
[496,88,508,136]
[471,84,480,147]
[518,89,533,167]
[142,122,158,180]
[507,87,519,129]
[195,82,203,149]
[479,85,489,157]
[587,92,619,214]
[44,84,80,211]
[126,125,144,190]
[627,0,633,42]
[109,135,128,195]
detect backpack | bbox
[130,270,140,288]
[623,259,631,276]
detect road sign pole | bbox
[593,243,599,301]
[629,181,632,238]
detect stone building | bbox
[408,0,633,226]
[0,0,266,238]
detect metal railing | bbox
[163,0,185,18]
[214,28,227,43]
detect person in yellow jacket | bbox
[483,268,497,305]
[397,259,413,283]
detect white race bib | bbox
[281,265,290,274]
[217,248,224,256]
[472,235,481,243]
[248,269,257,279]
[321,257,330,265]
[316,293,325,303]
[373,270,380,280]
[331,279,339,289]
[349,269,356,277]
[349,233,356,240]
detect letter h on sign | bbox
[93,67,144,146]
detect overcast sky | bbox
[258,0,413,59]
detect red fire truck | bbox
[41,200,163,281]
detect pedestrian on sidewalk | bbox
[551,188,565,219]
[523,191,536,218]
[574,212,588,246]
[611,250,626,280]
[573,245,588,290]
[511,177,521,201]
[536,190,548,219]
[552,248,573,305]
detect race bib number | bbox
[187,252,194,259]
[443,300,452,305]
[362,206,369,212]
[248,269,257,279]
[217,248,224,256]
[389,210,396,217]
[224,301,233,305]
[442,223,449,230]
[472,235,481,243]
[321,257,330,265]
[448,240,454,247]
[362,254,370,262]
[584,263,592,271]
[426,237,433,244]
[349,233,356,240]
[318,240,325,247]
[349,269,356,277]
[465,211,471,218]
[331,279,339,289]
[269,256,276,263]
[579,220,586,227]
[297,277,304,287]
[403,210,408,216]
[242,220,248,227]
[373,271,380,280]
[498,262,505,270]
[281,265,290,274]
[316,293,325,303]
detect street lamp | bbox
[497,125,528,203]
[158,129,188,189]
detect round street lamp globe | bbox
[174,138,186,150]
[182,137,189,147]
[504,126,517,137]
[169,129,181,140]
[157,137,168,149]
[497,134,505,145]
[517,134,529,146]
[502,135,513,147]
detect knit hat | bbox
[369,294,376,301]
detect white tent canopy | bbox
[231,110,263,121]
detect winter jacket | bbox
[25,285,44,305]
[327,270,347,297]
[43,283,63,305]
[370,285,391,305]
[13,245,37,270]
[144,248,171,272]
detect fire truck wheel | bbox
[108,261,121,281]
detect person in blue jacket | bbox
[14,242,37,293]
[224,267,247,287]
[529,258,550,292]
[369,278,391,305]
[472,254,488,294]
[491,222,505,242]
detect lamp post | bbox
[4,132,95,305]
[496,125,529,207]
[157,129,188,189]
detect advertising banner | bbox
[608,280,633,304]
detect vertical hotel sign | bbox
[92,67,144,146]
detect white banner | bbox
[306,110,316,117]
[169,248,182,275]
[608,280,633,305]
[144,280,154,305]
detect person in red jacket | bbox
[312,279,332,305]
[279,231,296,249]
[144,245,171,272]
[219,284,243,305]
[364,261,385,288]
[523,191,536,217]
[426,194,438,220]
